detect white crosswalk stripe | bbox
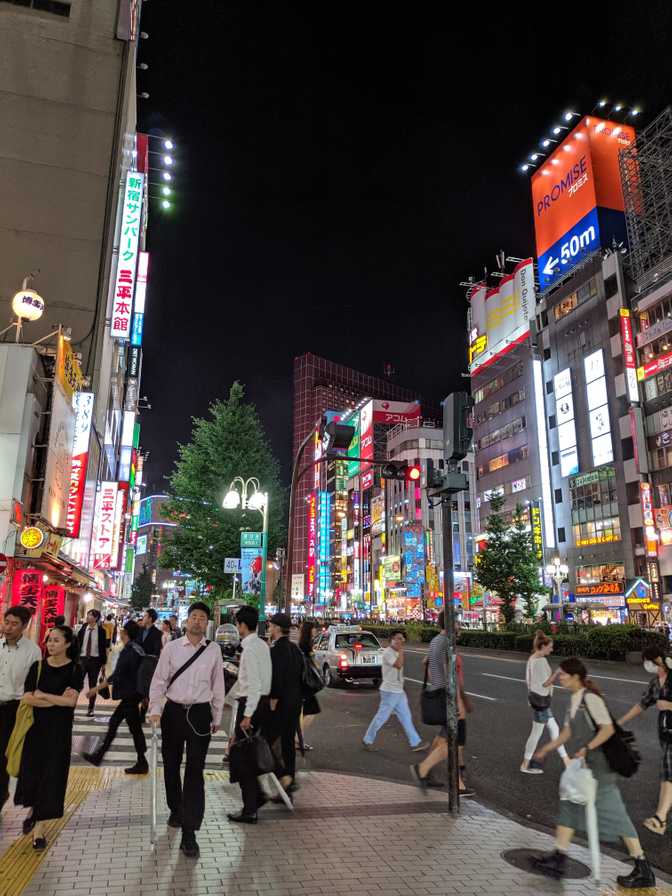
[71,707,231,769]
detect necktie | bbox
[86,628,92,657]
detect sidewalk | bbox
[1,767,668,896]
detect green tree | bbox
[131,565,154,611]
[474,495,542,624]
[160,382,286,596]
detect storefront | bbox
[570,580,627,624]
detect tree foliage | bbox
[131,565,154,611]
[160,383,286,596]
[474,494,543,624]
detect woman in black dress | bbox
[297,621,321,750]
[15,625,83,849]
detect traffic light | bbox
[443,391,473,461]
[381,461,421,483]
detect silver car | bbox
[313,625,383,688]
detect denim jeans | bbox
[363,689,421,747]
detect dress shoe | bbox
[32,836,46,851]
[167,812,182,828]
[82,750,104,767]
[227,811,257,825]
[22,814,36,835]
[124,760,149,775]
[179,832,200,858]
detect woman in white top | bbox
[521,631,569,774]
[160,620,172,650]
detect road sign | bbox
[240,531,262,548]
[224,557,241,574]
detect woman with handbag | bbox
[532,657,654,888]
[617,646,672,835]
[521,631,569,774]
[297,621,321,750]
[14,625,83,850]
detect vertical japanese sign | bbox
[12,568,43,616]
[619,308,639,404]
[306,491,317,597]
[41,585,65,642]
[92,482,119,569]
[42,340,78,530]
[65,392,94,539]
[529,501,544,562]
[111,172,144,339]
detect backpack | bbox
[583,695,640,778]
[131,642,158,698]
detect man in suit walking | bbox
[77,609,108,717]
[268,612,304,792]
[137,608,163,656]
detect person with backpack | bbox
[81,620,148,774]
[532,657,654,888]
[148,602,224,859]
[520,631,569,774]
[617,646,672,835]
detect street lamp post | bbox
[223,476,269,633]
[546,556,569,621]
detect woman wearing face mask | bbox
[617,646,672,835]
[532,657,654,888]
[14,626,83,850]
[521,631,570,774]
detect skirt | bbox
[661,740,672,783]
[558,774,637,841]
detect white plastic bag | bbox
[559,757,597,805]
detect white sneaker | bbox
[520,763,543,775]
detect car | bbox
[313,624,383,688]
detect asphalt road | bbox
[299,646,671,874]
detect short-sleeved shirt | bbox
[380,647,404,693]
[568,688,611,725]
[640,671,672,710]
[427,633,464,717]
[526,655,552,696]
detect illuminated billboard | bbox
[468,259,535,376]
[111,172,144,339]
[531,117,635,289]
[402,524,425,598]
[372,399,421,425]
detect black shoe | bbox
[286,781,300,794]
[227,811,258,825]
[86,710,94,718]
[32,836,46,851]
[410,763,428,790]
[22,814,36,835]
[531,850,567,879]
[167,812,182,828]
[124,760,149,775]
[82,750,104,767]
[179,832,200,859]
[617,857,655,889]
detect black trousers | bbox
[81,658,105,712]
[0,700,19,800]
[276,703,302,782]
[234,697,271,815]
[100,698,146,760]
[161,700,211,832]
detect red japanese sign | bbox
[639,349,672,380]
[12,568,43,617]
[41,585,65,642]
[65,392,94,538]
[619,309,639,403]
[92,481,119,569]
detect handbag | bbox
[5,661,41,777]
[583,696,640,778]
[420,664,447,726]
[528,692,552,711]
[658,710,672,745]
[301,652,324,698]
[228,729,275,782]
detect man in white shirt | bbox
[362,631,428,753]
[228,605,272,824]
[0,605,42,808]
[76,609,108,717]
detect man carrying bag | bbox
[148,602,224,859]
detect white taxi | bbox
[313,625,384,688]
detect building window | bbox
[604,274,618,300]
[477,444,529,477]
[2,0,71,14]
[472,362,524,405]
[473,389,526,425]
[557,527,566,543]
[554,488,563,503]
[477,416,526,450]
[576,564,625,585]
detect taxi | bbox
[313,624,384,688]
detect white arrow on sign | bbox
[542,255,560,277]
[224,557,241,574]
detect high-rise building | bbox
[291,353,420,580]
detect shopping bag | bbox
[559,758,597,805]
[5,702,34,777]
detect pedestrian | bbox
[76,609,108,717]
[148,602,224,859]
[102,613,116,647]
[14,625,83,850]
[297,620,320,750]
[520,631,570,774]
[268,612,305,793]
[169,614,180,640]
[227,605,272,824]
[362,630,428,754]
[137,608,163,656]
[161,619,173,650]
[617,646,672,835]
[410,612,473,795]
[532,657,655,887]
[0,606,42,812]
[82,620,148,774]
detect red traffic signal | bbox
[406,464,421,483]
[381,461,422,483]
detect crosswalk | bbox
[70,705,232,769]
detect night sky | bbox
[137,1,671,490]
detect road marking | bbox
[590,674,647,685]
[405,677,497,701]
[482,673,525,683]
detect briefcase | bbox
[228,730,276,783]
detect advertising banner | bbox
[619,309,639,403]
[291,574,305,600]
[12,568,43,616]
[241,545,263,596]
[41,584,65,642]
[531,118,635,289]
[382,555,401,587]
[372,399,421,425]
[346,413,361,478]
[111,171,144,339]
[240,531,262,548]
[402,524,425,599]
[306,491,317,596]
[640,482,654,527]
[56,334,84,401]
[529,501,544,562]
[91,481,118,569]
[360,400,374,474]
[65,391,94,539]
[41,380,76,531]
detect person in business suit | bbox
[136,608,163,723]
[268,612,305,792]
[77,609,108,717]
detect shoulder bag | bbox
[527,659,551,710]
[420,663,447,727]
[5,661,42,777]
[583,695,640,778]
[300,649,324,697]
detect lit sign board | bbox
[531,118,635,289]
[65,391,94,539]
[554,367,578,477]
[92,481,119,569]
[382,555,401,586]
[136,534,148,555]
[575,533,620,547]
[638,349,672,381]
[111,171,144,339]
[584,349,613,467]
[372,399,421,425]
[575,582,624,597]
[307,492,317,597]
[640,482,654,527]
[529,501,543,561]
[134,251,149,314]
[619,309,639,403]
[468,259,536,376]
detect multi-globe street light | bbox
[222,476,269,630]
[546,556,569,618]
